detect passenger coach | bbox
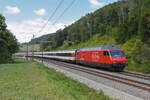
[32,50,76,62]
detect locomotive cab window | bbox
[110,51,124,57]
[103,51,109,56]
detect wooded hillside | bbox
[29,34,51,45]
[41,0,150,73]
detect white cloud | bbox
[34,8,46,16]
[7,18,65,43]
[5,6,21,14]
[88,0,105,8]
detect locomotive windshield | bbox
[110,51,124,57]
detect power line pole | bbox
[26,43,29,60]
[32,34,35,61]
[42,49,44,63]
[90,20,92,38]
[87,20,92,38]
[41,40,52,63]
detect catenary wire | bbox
[35,0,65,37]
[51,0,76,26]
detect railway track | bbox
[35,57,150,93]
[120,71,150,81]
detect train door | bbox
[103,51,110,64]
[99,51,103,63]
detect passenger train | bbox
[28,44,127,71]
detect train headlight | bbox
[112,61,117,64]
[123,61,126,64]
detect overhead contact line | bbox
[36,0,65,37]
[51,0,76,25]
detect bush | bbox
[135,44,150,64]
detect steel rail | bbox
[34,57,150,92]
[47,59,150,87]
[120,71,150,81]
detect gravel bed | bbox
[48,60,150,89]
[58,61,150,85]
[34,59,150,100]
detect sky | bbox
[0,0,117,43]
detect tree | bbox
[0,39,11,64]
[0,14,19,63]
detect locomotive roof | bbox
[78,45,121,51]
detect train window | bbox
[56,53,71,57]
[110,51,124,57]
[103,51,109,56]
[46,53,53,56]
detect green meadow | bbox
[0,59,112,100]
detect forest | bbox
[0,14,19,64]
[40,0,150,73]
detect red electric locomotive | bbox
[75,45,127,71]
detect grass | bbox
[0,59,112,100]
